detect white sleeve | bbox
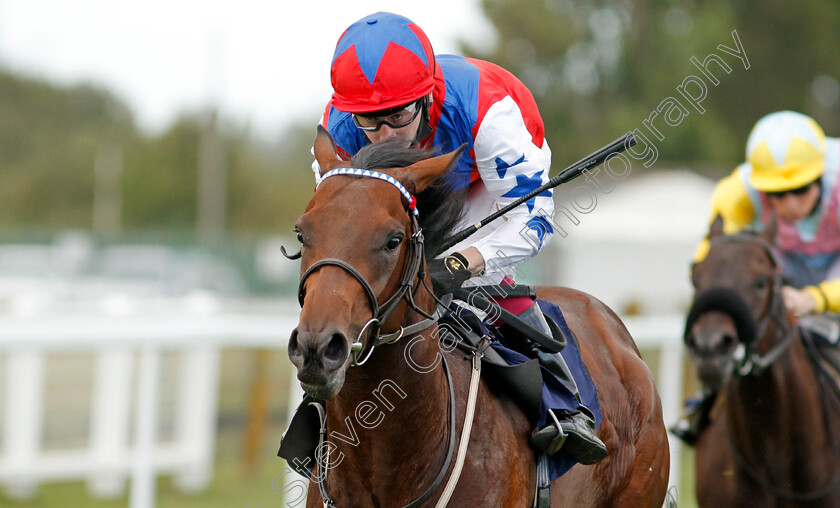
[311,146,322,186]
[470,96,555,274]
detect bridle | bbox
[688,234,794,376]
[287,167,472,508]
[291,167,440,366]
[694,234,840,501]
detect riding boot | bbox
[669,391,717,446]
[516,305,583,403]
[530,406,607,465]
[529,349,607,464]
[519,305,608,465]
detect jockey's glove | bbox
[428,251,472,295]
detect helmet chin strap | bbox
[413,95,434,147]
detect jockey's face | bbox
[765,179,821,222]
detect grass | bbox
[678,445,698,508]
[1,450,700,508]
[0,428,294,508]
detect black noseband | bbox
[685,287,757,345]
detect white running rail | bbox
[0,303,685,508]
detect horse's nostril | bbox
[323,332,349,368]
[718,333,737,354]
[288,328,303,362]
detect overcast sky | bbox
[0,1,494,137]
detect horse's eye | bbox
[294,229,304,243]
[385,235,403,251]
[753,278,768,291]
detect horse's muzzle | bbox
[686,316,739,392]
[695,357,732,392]
[288,326,351,396]
[684,287,751,392]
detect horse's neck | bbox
[325,309,451,498]
[332,324,447,414]
[728,325,826,452]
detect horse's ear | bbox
[708,214,725,239]
[313,125,343,177]
[396,143,467,194]
[763,210,779,245]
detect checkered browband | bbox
[317,168,418,215]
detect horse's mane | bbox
[351,140,466,258]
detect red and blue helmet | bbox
[330,12,436,114]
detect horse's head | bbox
[685,214,783,389]
[287,126,464,399]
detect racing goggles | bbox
[352,99,423,132]
[766,179,820,199]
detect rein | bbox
[297,168,482,507]
[702,234,840,500]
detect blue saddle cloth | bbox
[487,299,602,481]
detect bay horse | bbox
[285,126,669,507]
[685,215,840,507]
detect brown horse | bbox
[285,127,669,507]
[685,216,840,507]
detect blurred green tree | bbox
[467,0,840,173]
[0,70,135,228]
[0,69,314,234]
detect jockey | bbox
[672,110,840,445]
[313,11,607,465]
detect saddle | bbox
[442,285,574,422]
[800,314,840,347]
[798,314,840,391]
